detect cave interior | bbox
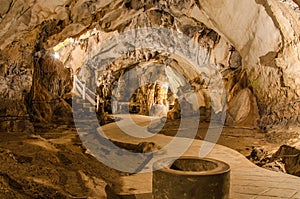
[0,0,300,198]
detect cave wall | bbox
[193,0,300,128]
[0,30,36,132]
[0,0,299,131]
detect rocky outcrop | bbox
[0,30,37,132]
[271,145,300,176]
[226,88,260,128]
[193,0,300,128]
[248,144,300,176]
[28,54,73,124]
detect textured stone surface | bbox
[271,145,300,176]
[153,158,230,199]
[29,53,73,123]
[226,88,260,128]
[0,0,299,131]
[190,0,300,128]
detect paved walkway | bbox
[96,114,300,199]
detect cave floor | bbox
[0,125,110,198]
[100,114,300,198]
[0,114,299,198]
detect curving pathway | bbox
[97,114,300,199]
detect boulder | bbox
[150,103,168,117]
[226,88,259,128]
[271,145,300,177]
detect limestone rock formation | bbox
[226,88,260,128]
[249,143,300,176]
[0,0,299,131]
[271,145,300,176]
[29,53,73,124]
[194,0,300,128]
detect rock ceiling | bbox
[0,0,299,131]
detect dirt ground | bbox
[0,124,115,198]
[0,116,299,198]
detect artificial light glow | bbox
[162,83,169,90]
[54,52,60,59]
[53,37,74,52]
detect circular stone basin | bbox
[153,157,230,199]
[170,158,218,172]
